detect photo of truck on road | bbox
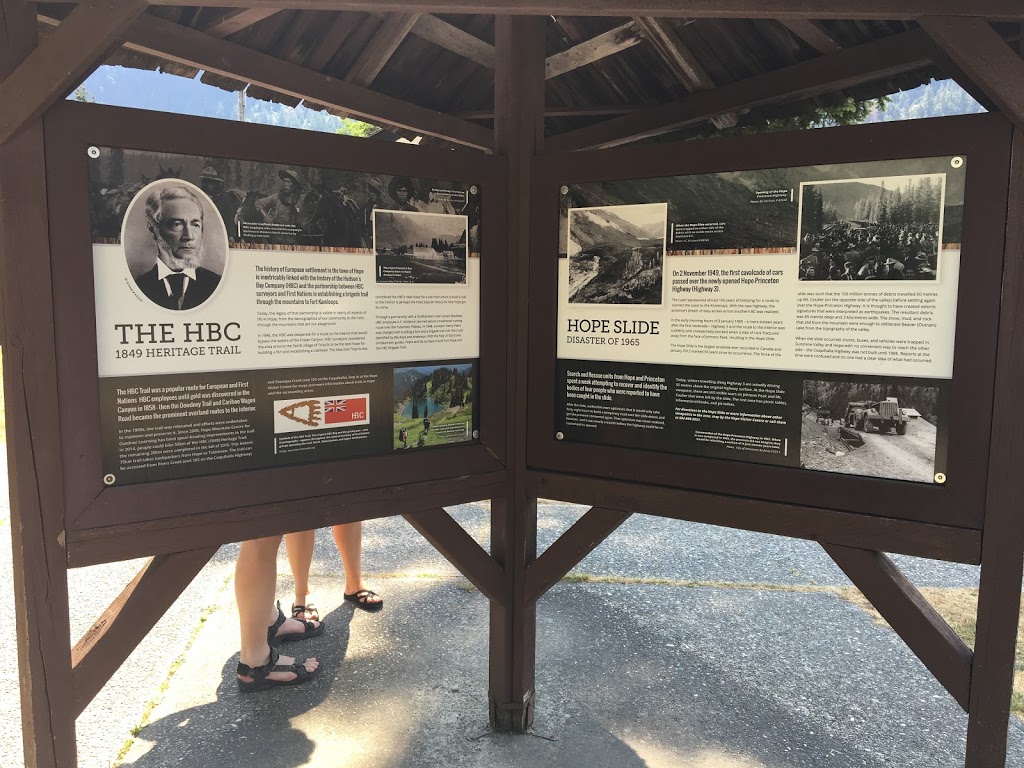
[845,397,908,435]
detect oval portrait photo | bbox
[121,179,228,311]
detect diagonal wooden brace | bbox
[524,507,632,603]
[0,0,149,145]
[71,547,218,717]
[403,508,504,603]
[823,543,973,711]
[919,16,1024,132]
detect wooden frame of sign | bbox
[44,101,509,562]
[522,112,1024,767]
[3,4,1024,768]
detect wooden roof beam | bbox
[370,11,495,69]
[633,16,737,130]
[779,19,842,54]
[545,20,644,80]
[0,0,149,146]
[547,27,937,152]
[919,16,1024,131]
[120,14,494,150]
[345,12,420,85]
[199,9,281,38]
[1,0,38,78]
[135,1,1024,23]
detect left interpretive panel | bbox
[89,147,481,486]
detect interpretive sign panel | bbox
[88,148,481,485]
[556,156,963,485]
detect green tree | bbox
[72,85,96,103]
[337,119,379,138]
[709,97,891,138]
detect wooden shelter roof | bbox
[31,7,1022,147]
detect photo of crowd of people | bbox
[88,148,481,254]
[798,174,945,282]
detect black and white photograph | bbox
[89,147,481,254]
[567,203,666,305]
[121,179,228,311]
[373,210,469,284]
[798,174,945,282]
[800,379,942,483]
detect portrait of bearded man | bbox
[132,183,223,311]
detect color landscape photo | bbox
[392,363,474,449]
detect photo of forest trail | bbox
[568,203,666,305]
[393,364,473,449]
[801,380,940,483]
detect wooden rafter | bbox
[458,105,641,119]
[0,0,149,145]
[919,16,1024,131]
[633,16,737,129]
[548,28,936,151]
[1,0,37,78]
[779,18,842,54]
[129,0,1024,21]
[823,544,973,711]
[120,14,494,150]
[199,8,281,38]
[545,20,644,80]
[371,10,495,68]
[71,548,218,716]
[345,12,420,85]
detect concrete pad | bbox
[115,575,1024,768]
[0,502,1011,768]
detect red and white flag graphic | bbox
[325,397,368,424]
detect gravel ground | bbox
[0,456,1015,768]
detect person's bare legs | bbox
[235,535,319,683]
[333,522,382,607]
[285,529,317,618]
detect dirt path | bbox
[802,415,937,483]
[851,419,937,483]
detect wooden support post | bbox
[964,128,1024,768]
[823,545,973,711]
[0,0,148,145]
[1,5,75,763]
[489,14,545,734]
[71,548,217,716]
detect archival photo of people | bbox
[121,179,228,311]
[797,174,946,282]
[559,156,964,259]
[392,363,474,449]
[800,378,944,483]
[373,210,469,284]
[567,203,667,305]
[88,147,481,254]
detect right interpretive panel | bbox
[555,156,966,485]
